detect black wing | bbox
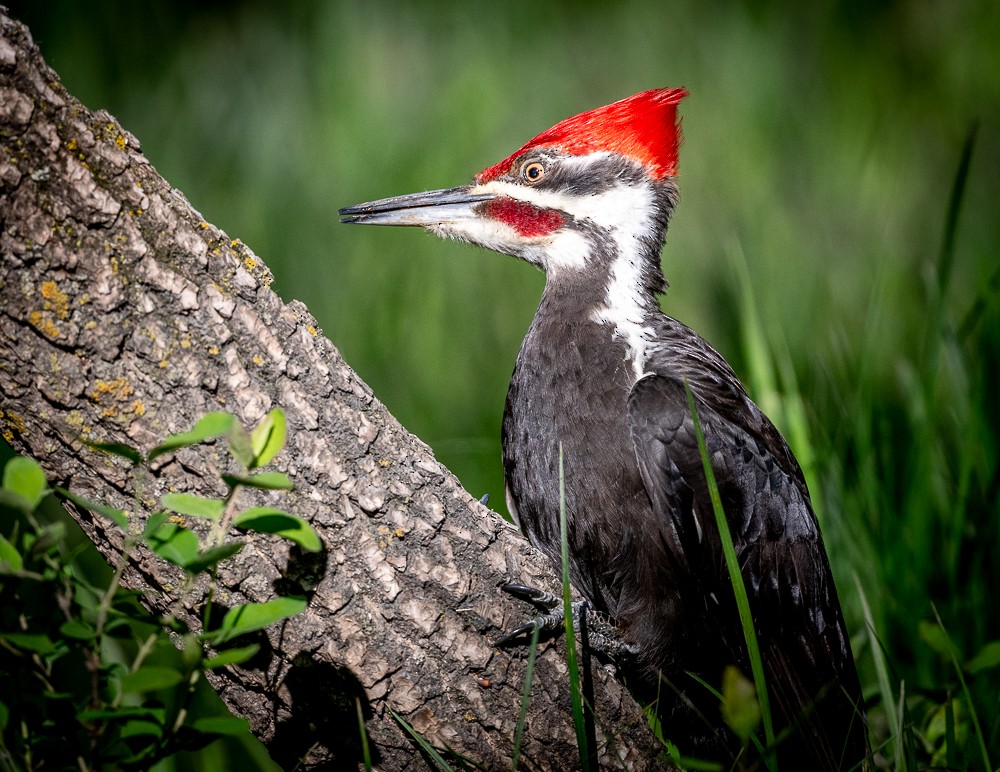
[627,374,867,769]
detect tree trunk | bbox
[0,11,668,771]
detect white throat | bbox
[591,252,656,382]
[586,181,659,383]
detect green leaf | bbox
[234,507,321,552]
[184,541,244,574]
[2,456,48,510]
[720,665,761,740]
[59,620,96,640]
[145,523,201,568]
[222,471,294,490]
[119,720,164,740]
[160,492,225,519]
[191,715,251,736]
[250,408,286,469]
[28,522,66,557]
[226,423,255,469]
[103,617,137,637]
[142,511,169,539]
[208,596,307,644]
[84,440,144,465]
[180,633,203,668]
[57,487,128,529]
[78,706,165,723]
[0,489,35,514]
[148,412,236,462]
[966,640,1000,673]
[0,632,57,654]
[120,666,184,693]
[0,533,23,572]
[204,644,260,669]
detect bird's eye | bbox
[521,161,546,184]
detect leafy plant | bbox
[0,409,317,770]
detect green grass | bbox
[510,623,541,770]
[558,445,597,772]
[7,0,1000,768]
[685,382,776,767]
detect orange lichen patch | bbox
[375,524,397,549]
[2,410,28,443]
[90,377,134,404]
[115,134,126,150]
[243,255,257,271]
[378,459,390,468]
[207,345,220,355]
[29,310,60,338]
[252,354,264,366]
[40,280,70,320]
[306,325,318,336]
[131,400,145,416]
[66,137,78,151]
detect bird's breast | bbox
[501,315,652,610]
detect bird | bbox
[340,88,867,768]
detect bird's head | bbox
[340,88,687,294]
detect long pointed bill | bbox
[339,186,494,227]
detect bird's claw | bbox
[493,621,541,647]
[495,582,639,659]
[500,582,560,610]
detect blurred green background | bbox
[6,0,999,765]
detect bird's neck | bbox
[534,242,665,382]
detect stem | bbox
[203,482,243,632]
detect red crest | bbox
[477,88,688,183]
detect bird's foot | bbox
[495,582,640,659]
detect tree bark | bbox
[0,11,668,771]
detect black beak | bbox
[339,186,495,227]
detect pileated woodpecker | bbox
[341,89,867,767]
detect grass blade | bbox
[853,573,899,768]
[511,623,541,770]
[390,707,454,771]
[558,444,594,771]
[357,697,372,772]
[931,605,992,771]
[683,382,776,764]
[936,121,977,299]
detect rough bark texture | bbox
[0,11,671,771]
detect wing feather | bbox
[627,374,866,768]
